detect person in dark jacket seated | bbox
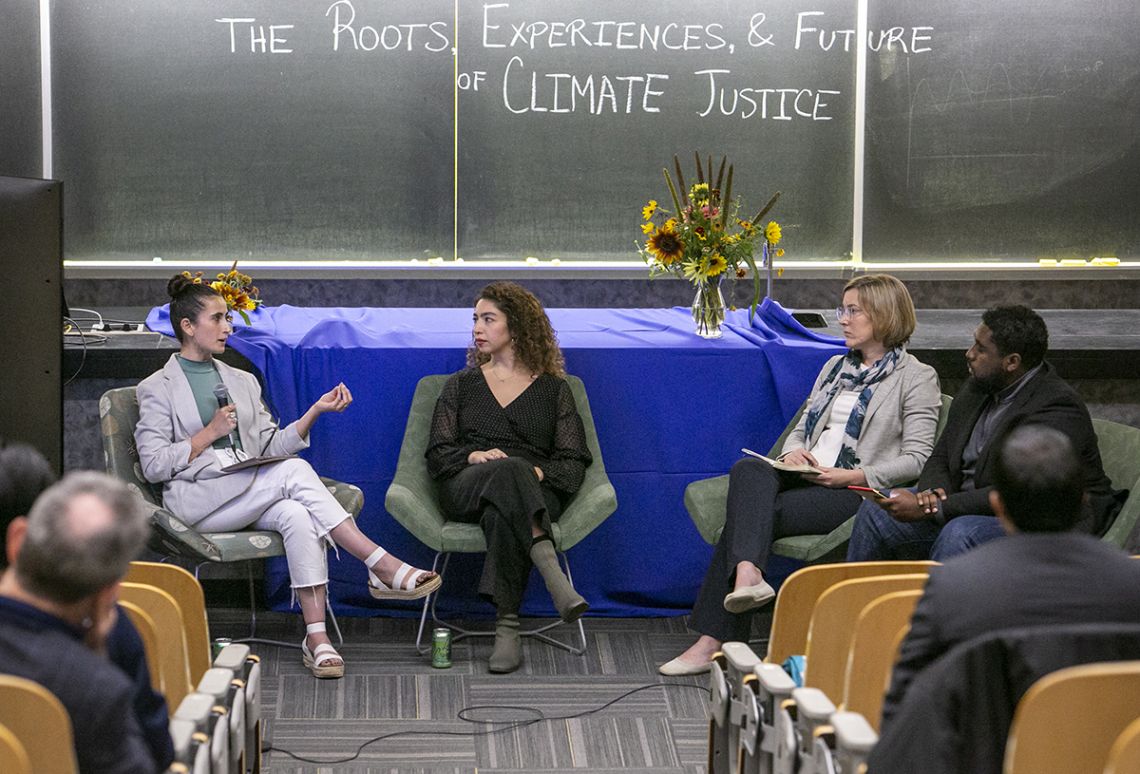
[0,442,173,769]
[881,424,1140,728]
[0,472,155,774]
[846,305,1120,561]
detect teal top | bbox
[176,356,243,451]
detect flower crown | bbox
[181,261,263,325]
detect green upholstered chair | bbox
[385,374,618,656]
[99,386,361,645]
[685,394,953,563]
[1093,418,1140,550]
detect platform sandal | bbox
[365,547,442,600]
[301,622,345,679]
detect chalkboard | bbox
[46,0,1139,264]
[863,0,1140,260]
[0,3,42,180]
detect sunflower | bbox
[642,199,658,220]
[738,219,757,237]
[765,221,782,244]
[707,253,728,276]
[647,223,684,265]
[640,221,655,235]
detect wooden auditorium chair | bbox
[842,589,923,731]
[0,675,78,773]
[120,581,194,710]
[1004,661,1140,774]
[385,374,618,656]
[1104,716,1140,774]
[126,561,212,683]
[0,724,31,774]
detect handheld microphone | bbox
[212,383,238,449]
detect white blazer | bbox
[134,354,309,522]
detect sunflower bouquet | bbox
[180,260,263,324]
[636,153,782,334]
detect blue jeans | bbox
[845,492,1007,561]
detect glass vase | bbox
[691,276,726,339]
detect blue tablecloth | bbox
[147,300,843,617]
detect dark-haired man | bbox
[846,305,1120,561]
[879,425,1140,726]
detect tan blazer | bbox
[134,354,309,522]
[781,351,941,491]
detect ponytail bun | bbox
[167,273,196,299]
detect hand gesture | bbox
[880,489,929,523]
[803,466,859,488]
[313,383,352,414]
[468,448,507,465]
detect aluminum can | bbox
[431,627,452,668]
[212,637,233,660]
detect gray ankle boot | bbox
[530,539,589,623]
[489,613,521,674]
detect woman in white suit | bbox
[135,275,439,678]
[660,274,941,675]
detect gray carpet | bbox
[207,609,772,773]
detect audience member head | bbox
[842,274,917,350]
[0,442,57,570]
[968,306,1048,392]
[167,273,224,344]
[13,472,149,605]
[467,281,565,376]
[990,424,1083,534]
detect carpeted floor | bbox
[206,608,773,773]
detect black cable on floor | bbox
[262,680,711,765]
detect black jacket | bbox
[916,361,1120,535]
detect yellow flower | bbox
[708,254,728,276]
[776,248,785,257]
[647,223,684,265]
[689,183,710,205]
[642,200,657,220]
[663,218,678,231]
[641,222,655,235]
[765,221,782,244]
[738,219,757,236]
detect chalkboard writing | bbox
[43,0,1138,264]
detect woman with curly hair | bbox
[426,282,593,673]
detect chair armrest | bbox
[319,477,364,518]
[552,480,618,551]
[146,502,222,562]
[385,481,448,552]
[684,475,729,545]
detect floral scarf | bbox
[802,347,903,469]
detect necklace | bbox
[490,364,514,383]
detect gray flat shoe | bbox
[658,656,712,676]
[723,580,776,614]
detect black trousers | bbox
[439,457,563,614]
[689,456,862,642]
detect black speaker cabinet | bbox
[0,176,63,474]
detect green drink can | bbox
[431,627,452,668]
[212,637,233,660]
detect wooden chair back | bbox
[766,561,936,665]
[0,675,78,773]
[803,574,930,700]
[0,724,31,774]
[1104,716,1140,774]
[119,599,163,693]
[126,561,211,683]
[842,589,922,730]
[120,582,194,709]
[1003,661,1140,774]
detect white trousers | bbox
[192,458,350,589]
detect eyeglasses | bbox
[835,305,865,321]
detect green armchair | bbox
[99,386,363,644]
[684,394,953,563]
[1093,418,1140,550]
[385,374,618,655]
